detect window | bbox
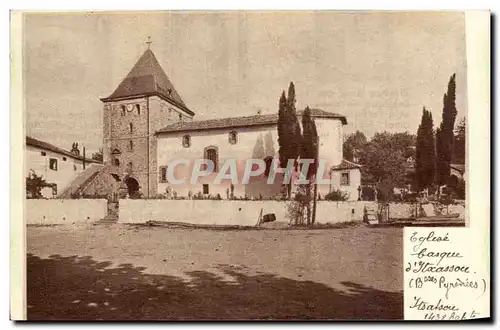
[182,135,191,148]
[203,184,209,195]
[113,158,120,166]
[73,164,77,171]
[52,184,57,196]
[127,162,133,171]
[129,140,134,151]
[121,105,126,116]
[129,123,133,133]
[204,146,218,172]
[159,166,168,183]
[229,131,238,145]
[341,172,350,186]
[179,113,182,121]
[136,104,141,115]
[40,151,46,156]
[49,158,58,171]
[62,157,67,161]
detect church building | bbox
[99,47,361,200]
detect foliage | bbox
[324,189,349,202]
[452,117,466,165]
[436,73,458,186]
[415,107,436,191]
[26,170,48,199]
[277,82,303,199]
[358,132,408,192]
[343,131,367,162]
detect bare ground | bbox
[27,224,403,320]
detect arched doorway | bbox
[124,177,139,197]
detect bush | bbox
[324,189,349,201]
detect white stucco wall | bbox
[26,199,107,225]
[156,117,344,199]
[119,200,377,225]
[25,145,87,198]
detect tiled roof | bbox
[101,49,194,116]
[26,136,100,164]
[331,159,362,171]
[156,108,347,134]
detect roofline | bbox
[330,159,362,171]
[26,136,101,164]
[154,122,278,136]
[155,112,347,135]
[100,92,195,116]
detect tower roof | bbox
[101,49,193,115]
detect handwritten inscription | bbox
[404,230,486,320]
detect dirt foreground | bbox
[27,224,403,320]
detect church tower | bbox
[101,45,194,197]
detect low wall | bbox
[119,200,378,226]
[26,199,107,225]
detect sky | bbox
[24,11,467,153]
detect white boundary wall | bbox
[119,200,379,226]
[26,199,107,225]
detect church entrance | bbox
[125,177,140,197]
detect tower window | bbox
[136,104,141,115]
[113,158,120,166]
[129,140,134,151]
[182,135,191,148]
[121,105,126,116]
[62,157,67,161]
[159,166,168,183]
[179,113,182,121]
[129,123,133,133]
[229,131,238,145]
[127,162,133,171]
[204,146,219,172]
[40,151,46,156]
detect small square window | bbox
[62,157,67,161]
[41,151,46,156]
[341,172,350,186]
[229,131,238,145]
[49,158,58,171]
[203,184,209,195]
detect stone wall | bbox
[26,199,107,225]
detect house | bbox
[25,136,100,198]
[92,47,360,200]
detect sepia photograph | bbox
[15,10,478,320]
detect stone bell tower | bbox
[100,42,195,197]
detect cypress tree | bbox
[277,91,288,168]
[436,73,457,187]
[416,108,436,191]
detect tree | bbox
[26,170,47,199]
[436,73,458,187]
[359,132,407,193]
[277,82,303,200]
[343,131,367,162]
[415,107,436,192]
[92,148,103,162]
[452,117,466,164]
[299,106,318,225]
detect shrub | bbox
[324,189,349,201]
